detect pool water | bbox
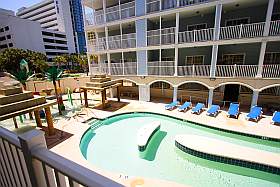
[80,112,280,187]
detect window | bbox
[0,36,5,41]
[0,28,4,32]
[185,55,204,65]
[264,52,280,64]
[0,44,8,49]
[222,54,245,65]
[4,26,9,31]
[187,23,207,31]
[87,32,95,40]
[225,18,249,26]
[272,13,280,21]
[8,43,13,47]
[6,35,11,39]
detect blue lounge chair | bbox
[246,106,262,122]
[272,111,280,125]
[207,105,220,117]
[191,103,205,114]
[165,101,179,110]
[227,103,239,118]
[178,101,192,112]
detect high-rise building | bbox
[83,0,280,111]
[16,0,86,57]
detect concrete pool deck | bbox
[2,95,280,187]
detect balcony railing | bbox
[215,65,259,78]
[147,61,175,76]
[262,64,280,78]
[177,65,211,77]
[178,28,214,43]
[147,27,175,46]
[122,33,136,48]
[269,20,280,36]
[108,35,121,49]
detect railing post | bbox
[192,64,195,77]
[233,64,237,77]
[239,24,243,38]
[18,130,47,187]
[193,30,196,42]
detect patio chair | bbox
[206,105,220,117]
[191,103,205,115]
[272,111,280,125]
[165,101,179,110]
[178,101,192,112]
[227,103,240,118]
[246,106,262,122]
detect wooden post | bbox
[104,89,107,100]
[34,110,42,127]
[45,107,55,136]
[101,90,106,109]
[29,112,34,120]
[117,86,120,102]
[84,89,88,107]
[13,117,18,128]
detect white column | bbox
[251,90,259,108]
[159,16,162,45]
[256,42,267,78]
[121,51,125,75]
[174,47,178,76]
[214,3,222,41]
[208,87,214,108]
[210,45,218,78]
[173,86,178,102]
[105,26,109,50]
[107,53,111,75]
[175,13,179,44]
[138,84,150,102]
[102,0,107,23]
[263,0,275,36]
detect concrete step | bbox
[0,91,33,105]
[0,87,22,96]
[90,77,111,83]
[0,96,46,116]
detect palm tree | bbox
[45,66,64,115]
[10,69,33,90]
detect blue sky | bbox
[0,0,43,12]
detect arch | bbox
[177,81,211,89]
[113,78,139,85]
[259,84,280,92]
[148,80,174,87]
[214,82,255,91]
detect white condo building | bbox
[83,0,280,114]
[16,0,86,58]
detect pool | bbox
[80,112,280,187]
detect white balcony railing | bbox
[177,65,211,77]
[146,0,160,13]
[106,1,135,23]
[122,33,136,48]
[179,0,212,7]
[147,61,175,76]
[108,35,122,49]
[179,28,214,43]
[220,22,265,40]
[147,29,160,46]
[95,10,105,25]
[215,65,259,77]
[120,1,135,19]
[262,64,280,78]
[147,27,175,46]
[124,62,137,75]
[269,20,280,36]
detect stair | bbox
[0,91,33,105]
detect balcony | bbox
[178,65,210,77]
[179,28,214,43]
[147,61,175,76]
[147,27,176,46]
[85,1,135,26]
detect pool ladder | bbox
[90,121,103,131]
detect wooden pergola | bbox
[80,83,122,108]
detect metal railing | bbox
[122,33,136,48]
[215,64,259,77]
[179,28,214,43]
[177,65,211,77]
[0,127,122,187]
[147,61,175,76]
[262,64,280,78]
[147,27,175,46]
[146,0,160,13]
[108,35,122,49]
[269,20,280,36]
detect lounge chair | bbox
[272,111,280,125]
[207,105,220,117]
[227,103,239,118]
[178,101,192,112]
[191,103,205,114]
[246,106,262,122]
[165,101,179,110]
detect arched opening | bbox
[213,84,253,111]
[119,80,139,100]
[258,86,280,115]
[178,83,209,104]
[150,81,173,103]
